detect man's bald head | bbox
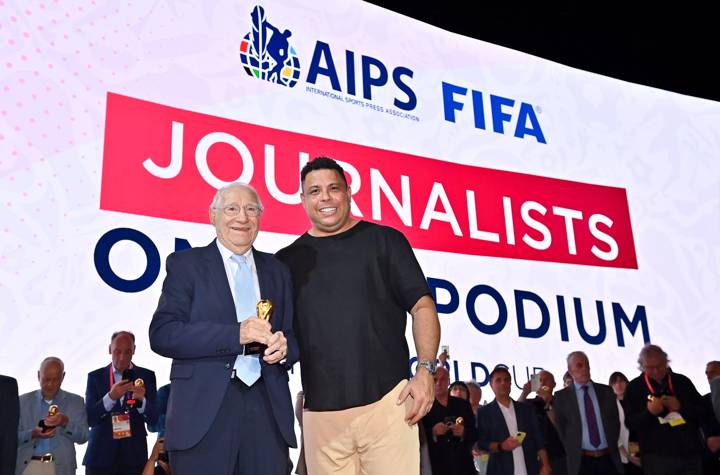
[38,356,65,400]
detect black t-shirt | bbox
[275,221,431,411]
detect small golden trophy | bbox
[126,378,144,409]
[245,299,273,355]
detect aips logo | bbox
[239,6,301,87]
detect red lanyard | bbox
[108,364,133,388]
[644,371,674,395]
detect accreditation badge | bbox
[664,411,687,427]
[111,412,132,439]
[658,411,686,427]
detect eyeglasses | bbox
[216,204,262,217]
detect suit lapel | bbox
[202,240,236,323]
[491,400,511,439]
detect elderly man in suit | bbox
[16,357,88,475]
[83,331,158,475]
[553,351,623,475]
[150,182,297,475]
[476,366,551,475]
[1,374,19,475]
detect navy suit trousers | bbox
[170,378,289,475]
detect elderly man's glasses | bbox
[216,204,262,217]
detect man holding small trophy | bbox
[84,331,158,475]
[16,357,88,475]
[150,182,298,475]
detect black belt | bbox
[31,454,53,463]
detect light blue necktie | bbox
[231,254,261,386]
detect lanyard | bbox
[108,363,135,388]
[644,371,674,395]
[108,364,115,388]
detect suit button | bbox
[224,362,231,369]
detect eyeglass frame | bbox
[213,203,263,217]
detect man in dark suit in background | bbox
[0,374,19,475]
[553,351,623,475]
[476,366,550,475]
[150,182,297,475]
[83,331,158,475]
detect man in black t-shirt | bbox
[276,156,441,474]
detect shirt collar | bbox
[497,398,515,410]
[574,380,593,392]
[112,363,134,375]
[216,240,255,270]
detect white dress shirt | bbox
[498,400,528,475]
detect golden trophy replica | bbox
[245,299,273,355]
[126,378,144,409]
[39,404,60,432]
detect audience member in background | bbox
[476,366,550,475]
[701,361,720,474]
[625,344,705,475]
[553,351,623,475]
[707,361,720,424]
[141,438,170,475]
[147,384,170,439]
[467,381,483,416]
[16,357,89,475]
[423,366,477,475]
[0,374,19,475]
[519,370,567,475]
[609,371,641,474]
[563,372,573,388]
[450,381,470,400]
[84,331,158,475]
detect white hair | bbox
[209,182,264,212]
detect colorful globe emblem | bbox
[239,6,301,88]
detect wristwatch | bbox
[416,360,437,376]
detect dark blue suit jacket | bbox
[149,242,298,452]
[83,364,158,468]
[476,399,545,475]
[0,375,19,475]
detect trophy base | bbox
[244,342,267,356]
[38,420,56,433]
